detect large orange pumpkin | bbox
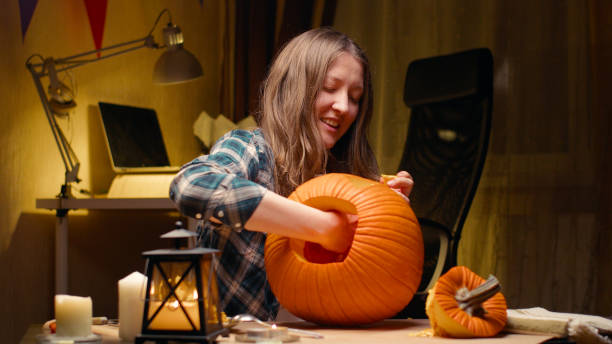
[264,173,423,325]
[426,266,507,337]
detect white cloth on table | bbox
[506,307,612,344]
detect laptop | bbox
[98,102,179,198]
[98,102,180,174]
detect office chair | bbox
[394,48,493,318]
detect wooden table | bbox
[22,319,556,344]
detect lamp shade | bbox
[153,48,203,84]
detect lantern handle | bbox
[161,221,197,249]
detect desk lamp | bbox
[25,9,203,198]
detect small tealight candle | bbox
[245,324,288,343]
[54,294,93,337]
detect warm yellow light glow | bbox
[169,299,180,310]
[148,300,200,330]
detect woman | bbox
[170,27,413,320]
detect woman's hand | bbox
[380,171,414,203]
[319,211,358,253]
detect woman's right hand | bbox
[319,211,358,253]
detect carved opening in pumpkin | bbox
[291,196,358,264]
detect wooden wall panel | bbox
[461,0,607,315]
[493,1,571,155]
[336,0,611,316]
[589,0,612,316]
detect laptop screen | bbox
[98,102,171,170]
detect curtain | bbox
[224,0,336,122]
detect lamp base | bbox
[58,183,74,199]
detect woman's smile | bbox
[321,117,340,129]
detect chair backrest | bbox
[399,48,493,299]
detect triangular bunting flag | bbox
[19,0,38,41]
[83,0,108,57]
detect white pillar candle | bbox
[118,271,147,341]
[54,294,92,337]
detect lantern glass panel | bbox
[201,258,223,334]
[147,261,201,330]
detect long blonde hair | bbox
[258,28,378,196]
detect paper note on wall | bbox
[193,111,257,148]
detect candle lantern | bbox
[136,222,229,343]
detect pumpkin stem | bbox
[455,275,501,317]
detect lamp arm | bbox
[25,35,158,198]
[28,35,155,76]
[27,63,80,196]
[25,32,162,198]
[55,36,156,73]
[55,121,80,184]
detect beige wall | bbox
[0,0,223,341]
[335,0,611,317]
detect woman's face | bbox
[314,52,364,149]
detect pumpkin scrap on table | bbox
[265,173,424,325]
[425,265,507,338]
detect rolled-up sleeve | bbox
[169,130,271,231]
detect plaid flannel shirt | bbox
[169,128,279,320]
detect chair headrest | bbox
[404,48,493,107]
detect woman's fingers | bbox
[381,171,414,200]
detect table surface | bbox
[36,197,176,210]
[22,319,556,344]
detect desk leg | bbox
[56,212,68,294]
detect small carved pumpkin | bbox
[426,266,507,337]
[265,173,423,325]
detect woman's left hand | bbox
[380,171,414,203]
